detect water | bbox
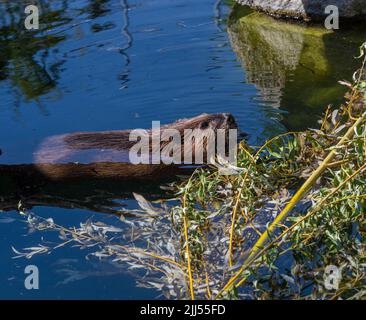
[229,5,366,130]
[0,0,365,299]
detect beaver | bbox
[30,113,238,180]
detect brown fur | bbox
[31,113,238,180]
[63,113,237,151]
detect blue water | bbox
[0,0,283,166]
[0,0,285,300]
[2,0,356,299]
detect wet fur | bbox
[34,113,238,165]
[30,113,238,180]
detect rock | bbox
[235,0,366,21]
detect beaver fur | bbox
[29,113,238,180]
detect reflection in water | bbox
[0,0,132,103]
[0,164,172,215]
[0,1,69,101]
[214,0,224,32]
[228,5,366,130]
[82,0,111,19]
[118,0,132,88]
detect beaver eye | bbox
[200,121,209,129]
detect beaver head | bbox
[166,113,238,134]
[155,113,239,165]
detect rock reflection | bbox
[228,5,366,130]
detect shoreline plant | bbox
[11,46,366,300]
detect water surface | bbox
[0,0,365,299]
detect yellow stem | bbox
[234,162,366,289]
[247,112,366,265]
[216,112,366,298]
[183,213,195,300]
[182,181,195,300]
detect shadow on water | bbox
[228,4,366,130]
[0,165,177,215]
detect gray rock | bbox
[235,0,366,20]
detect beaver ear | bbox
[200,121,210,129]
[224,113,235,123]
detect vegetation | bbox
[14,47,366,300]
[170,48,366,299]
